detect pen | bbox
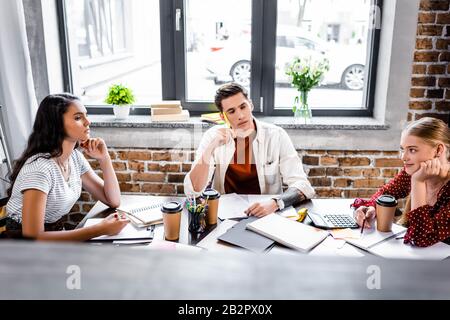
[360,208,368,235]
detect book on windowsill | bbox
[151,109,190,122]
[200,112,225,124]
[246,213,329,252]
[151,100,181,109]
[151,106,182,115]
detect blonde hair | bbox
[398,117,450,225]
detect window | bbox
[60,0,162,114]
[59,0,380,116]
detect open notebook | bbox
[85,218,154,241]
[246,213,329,252]
[117,201,164,227]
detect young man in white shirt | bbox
[184,82,315,216]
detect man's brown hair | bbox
[214,82,249,112]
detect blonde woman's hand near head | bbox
[412,158,444,183]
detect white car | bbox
[205,28,366,90]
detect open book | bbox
[246,214,329,252]
[117,202,164,227]
[342,223,406,251]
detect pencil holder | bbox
[187,200,206,233]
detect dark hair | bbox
[7,93,80,197]
[214,82,249,112]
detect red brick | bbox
[302,156,319,165]
[308,177,331,187]
[112,161,127,171]
[436,100,450,111]
[305,150,326,155]
[362,168,381,177]
[446,89,450,100]
[308,168,326,176]
[326,168,344,176]
[409,101,432,110]
[141,183,176,195]
[343,189,378,199]
[438,78,450,87]
[407,112,413,122]
[382,169,400,178]
[315,188,342,198]
[414,51,440,62]
[419,0,449,11]
[177,185,185,195]
[70,204,80,213]
[108,151,117,159]
[383,151,400,156]
[88,160,100,170]
[426,89,444,99]
[439,51,450,62]
[79,192,91,202]
[320,156,338,166]
[416,25,443,36]
[435,39,450,50]
[436,12,450,24]
[167,173,186,183]
[117,151,152,161]
[427,64,447,74]
[375,158,404,167]
[415,113,449,122]
[338,157,370,166]
[82,204,94,212]
[343,169,363,176]
[132,173,165,182]
[416,38,433,50]
[410,88,425,98]
[119,183,140,192]
[353,179,385,188]
[326,150,345,155]
[418,12,436,23]
[160,163,181,172]
[411,76,436,86]
[129,161,145,172]
[115,173,131,182]
[147,163,160,171]
[182,163,192,172]
[334,178,352,188]
[412,64,427,74]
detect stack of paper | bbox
[200,112,225,124]
[117,202,164,227]
[342,223,406,250]
[151,100,190,122]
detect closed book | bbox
[151,106,182,115]
[151,100,181,108]
[246,213,329,252]
[151,109,190,122]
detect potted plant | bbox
[285,56,329,124]
[105,84,135,119]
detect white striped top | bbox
[6,149,92,223]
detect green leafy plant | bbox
[104,84,135,106]
[285,56,329,113]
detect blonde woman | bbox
[353,117,450,247]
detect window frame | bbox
[58,0,382,117]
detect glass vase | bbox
[293,90,312,124]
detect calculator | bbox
[307,211,359,229]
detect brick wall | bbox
[64,0,450,228]
[409,0,450,121]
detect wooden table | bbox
[76,195,356,246]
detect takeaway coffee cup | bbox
[162,201,182,241]
[375,195,398,232]
[202,188,221,225]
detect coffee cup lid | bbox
[202,188,220,199]
[161,201,182,213]
[376,195,398,207]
